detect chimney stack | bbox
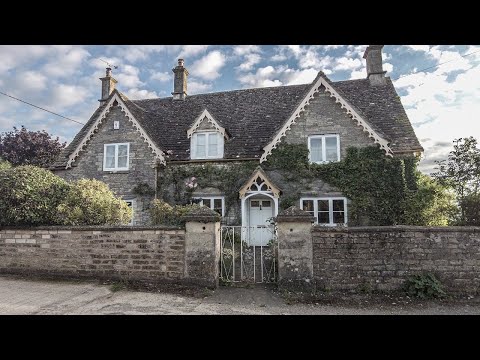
[172,58,189,100]
[363,45,387,85]
[99,67,118,105]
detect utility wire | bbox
[0,91,85,125]
[392,48,480,81]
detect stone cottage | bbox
[51,45,423,244]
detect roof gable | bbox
[62,91,165,169]
[186,109,228,139]
[260,72,393,162]
[239,166,281,198]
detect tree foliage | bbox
[0,126,66,168]
[150,199,201,227]
[433,137,480,225]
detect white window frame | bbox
[103,143,130,171]
[191,131,224,160]
[124,199,135,226]
[299,197,347,226]
[308,134,340,164]
[193,196,225,217]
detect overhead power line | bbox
[0,91,85,125]
[392,48,480,81]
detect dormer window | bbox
[191,131,224,159]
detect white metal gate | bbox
[220,226,278,284]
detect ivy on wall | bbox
[155,143,449,226]
[263,143,429,226]
[157,161,258,215]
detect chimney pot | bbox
[178,59,184,67]
[106,67,112,77]
[363,45,387,85]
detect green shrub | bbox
[150,199,201,226]
[403,273,446,299]
[55,179,132,226]
[0,165,69,226]
[0,158,11,170]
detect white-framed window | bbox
[124,199,135,226]
[191,132,224,159]
[300,197,347,226]
[308,134,340,163]
[103,143,130,171]
[194,196,225,217]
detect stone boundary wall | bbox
[0,221,220,288]
[312,226,480,293]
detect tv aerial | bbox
[98,58,118,70]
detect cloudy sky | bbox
[0,45,479,174]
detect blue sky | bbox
[0,45,479,173]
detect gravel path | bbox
[1,276,479,315]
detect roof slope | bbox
[334,78,423,153]
[52,75,423,168]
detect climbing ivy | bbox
[263,143,447,226]
[156,143,452,226]
[157,161,258,215]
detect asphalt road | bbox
[1,276,479,315]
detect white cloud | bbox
[178,45,209,58]
[236,53,262,71]
[333,57,362,71]
[124,88,158,99]
[49,84,89,110]
[188,80,212,94]
[190,51,226,80]
[150,71,170,82]
[115,64,144,88]
[405,45,430,52]
[271,54,287,62]
[233,45,261,56]
[237,65,318,88]
[0,45,49,75]
[42,46,90,78]
[14,71,48,92]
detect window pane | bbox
[310,138,323,162]
[118,144,128,157]
[318,200,329,211]
[333,211,345,224]
[208,133,218,157]
[213,199,223,215]
[333,199,344,211]
[196,134,206,158]
[105,145,115,168]
[118,157,127,168]
[302,200,314,212]
[251,200,260,207]
[262,201,271,207]
[325,136,338,161]
[318,212,330,224]
[203,199,211,208]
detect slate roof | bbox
[51,74,423,169]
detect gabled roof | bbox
[52,73,423,169]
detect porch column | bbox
[276,206,315,292]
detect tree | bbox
[432,137,480,225]
[0,126,66,168]
[403,172,457,226]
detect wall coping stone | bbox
[183,205,221,223]
[312,225,480,233]
[0,225,183,231]
[276,206,315,223]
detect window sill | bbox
[103,170,130,174]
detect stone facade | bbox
[53,105,157,225]
[283,89,374,160]
[0,215,220,288]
